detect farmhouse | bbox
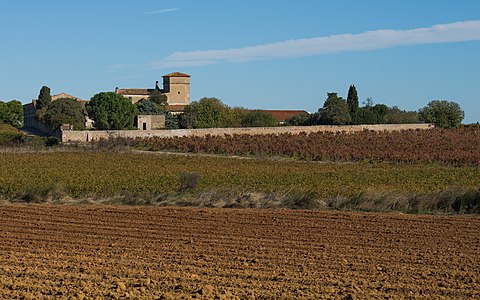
[23,93,94,134]
[116,72,191,114]
[23,71,315,137]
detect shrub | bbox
[45,136,60,147]
[0,123,24,143]
[284,191,319,209]
[178,172,200,192]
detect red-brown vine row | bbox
[134,127,480,166]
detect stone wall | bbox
[23,102,61,137]
[61,123,433,143]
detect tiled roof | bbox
[163,72,191,78]
[166,105,188,111]
[52,93,85,102]
[117,89,154,96]
[263,110,309,122]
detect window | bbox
[178,91,181,94]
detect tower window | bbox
[178,91,181,94]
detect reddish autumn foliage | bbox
[134,127,480,166]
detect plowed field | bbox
[0,205,479,299]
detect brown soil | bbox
[0,205,478,299]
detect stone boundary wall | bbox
[61,124,433,143]
[24,119,61,138]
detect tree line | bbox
[1,84,466,131]
[285,85,464,128]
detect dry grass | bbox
[6,186,480,214]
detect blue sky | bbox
[1,0,479,123]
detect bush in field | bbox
[45,136,60,147]
[178,172,200,192]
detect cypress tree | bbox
[37,86,52,110]
[346,85,359,124]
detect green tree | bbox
[303,112,318,126]
[42,98,86,130]
[179,105,197,129]
[226,107,248,128]
[179,97,231,128]
[346,85,359,124]
[0,100,23,127]
[135,99,164,115]
[371,104,389,124]
[285,113,309,126]
[317,93,351,125]
[363,97,374,108]
[148,90,168,111]
[419,100,464,128]
[86,92,138,130]
[37,86,52,110]
[385,106,419,124]
[241,110,277,127]
[356,104,388,124]
[165,113,180,129]
[356,107,377,124]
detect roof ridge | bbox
[163,72,191,77]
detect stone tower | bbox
[162,72,190,105]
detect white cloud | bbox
[145,8,178,15]
[149,20,480,68]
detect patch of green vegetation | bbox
[0,123,24,143]
[0,151,479,214]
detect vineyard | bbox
[1,128,479,297]
[0,151,479,212]
[132,127,480,166]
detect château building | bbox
[115,72,190,114]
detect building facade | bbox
[116,72,190,114]
[135,115,166,130]
[22,93,93,135]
